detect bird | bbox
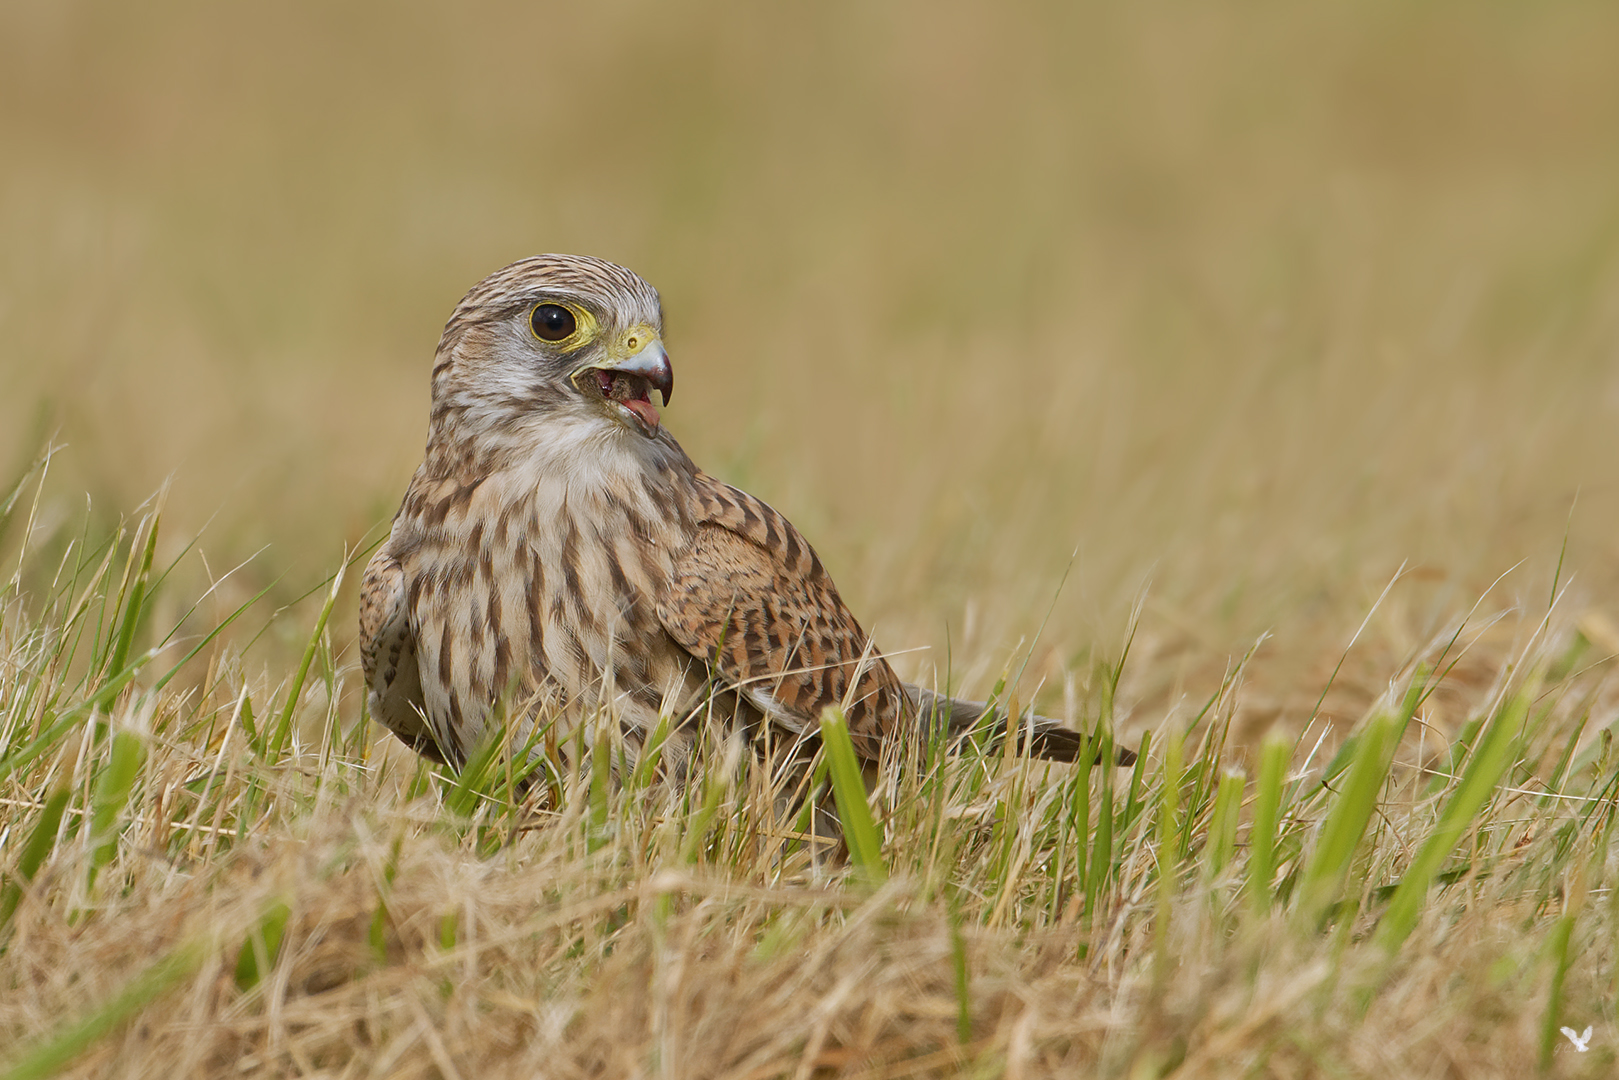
[359,254,1133,777]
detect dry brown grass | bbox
[4,1,1619,1076]
[3,805,1607,1079]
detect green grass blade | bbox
[1,937,205,1080]
[1373,684,1531,953]
[1538,711,1585,812]
[630,712,672,791]
[369,836,402,966]
[150,581,278,695]
[820,707,886,883]
[1086,731,1117,922]
[588,728,611,854]
[268,563,345,760]
[1068,734,1093,916]
[0,655,154,786]
[443,729,505,821]
[1247,732,1291,915]
[1153,728,1184,985]
[233,900,293,991]
[1119,728,1149,836]
[1205,767,1245,876]
[1539,913,1576,1070]
[87,729,146,887]
[0,784,72,934]
[105,512,160,685]
[678,756,730,866]
[1297,695,1411,926]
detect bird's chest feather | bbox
[403,449,694,731]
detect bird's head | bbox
[429,254,674,447]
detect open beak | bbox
[610,340,673,404]
[577,339,674,435]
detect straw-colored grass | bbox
[5,2,1619,1075]
[0,468,1616,1078]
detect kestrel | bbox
[360,255,1131,775]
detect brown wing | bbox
[657,475,908,760]
[359,545,441,762]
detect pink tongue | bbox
[624,398,660,430]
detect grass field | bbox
[4,1,1619,1075]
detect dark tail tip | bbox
[1017,725,1137,767]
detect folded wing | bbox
[657,476,907,760]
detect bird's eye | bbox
[531,304,577,342]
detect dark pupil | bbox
[532,304,576,341]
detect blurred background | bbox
[4,0,1619,735]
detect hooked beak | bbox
[575,339,674,436]
[610,340,673,403]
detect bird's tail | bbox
[905,685,1138,767]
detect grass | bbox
[5,2,1619,1074]
[2,467,1618,1078]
